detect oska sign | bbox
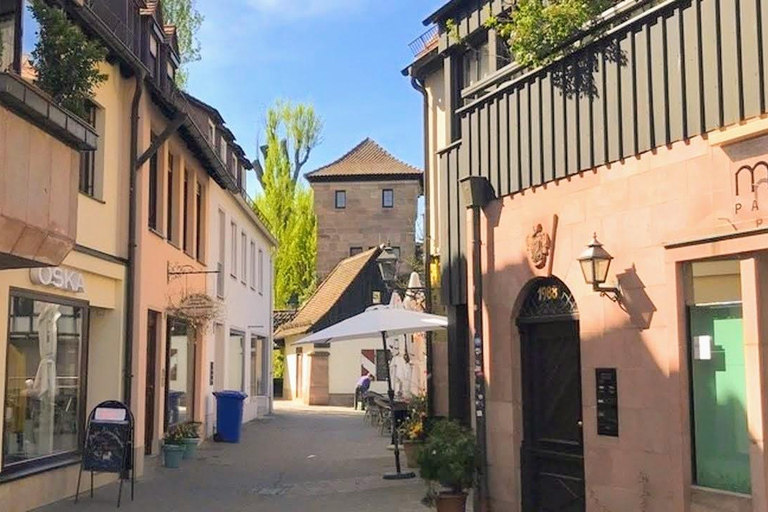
[30,267,86,293]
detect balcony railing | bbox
[84,0,143,56]
[408,26,439,58]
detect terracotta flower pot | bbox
[435,492,467,512]
[403,440,423,468]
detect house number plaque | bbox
[596,368,619,437]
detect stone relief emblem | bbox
[526,223,551,269]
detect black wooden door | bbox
[145,311,159,455]
[521,320,585,511]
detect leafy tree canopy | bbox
[483,0,613,68]
[161,0,204,88]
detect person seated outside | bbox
[355,373,373,410]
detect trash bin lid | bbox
[213,390,248,400]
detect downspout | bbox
[410,75,435,417]
[460,176,494,512]
[124,71,144,408]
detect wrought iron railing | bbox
[408,25,439,58]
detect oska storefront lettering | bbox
[29,267,86,293]
[734,160,768,228]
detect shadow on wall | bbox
[478,205,753,511]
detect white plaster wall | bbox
[328,336,388,396]
[204,184,274,432]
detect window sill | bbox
[149,227,165,240]
[0,454,81,484]
[79,191,106,204]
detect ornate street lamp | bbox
[376,245,399,288]
[578,234,621,302]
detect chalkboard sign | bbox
[77,401,135,507]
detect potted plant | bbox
[399,394,427,468]
[417,419,477,512]
[162,427,186,469]
[179,421,202,460]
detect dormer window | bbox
[166,61,175,82]
[219,138,227,163]
[149,35,159,77]
[208,120,215,143]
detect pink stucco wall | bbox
[472,132,768,511]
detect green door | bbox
[689,305,751,494]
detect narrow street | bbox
[38,402,428,512]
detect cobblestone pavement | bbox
[38,401,430,512]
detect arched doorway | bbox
[517,277,585,511]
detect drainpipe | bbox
[410,75,435,417]
[460,176,495,512]
[124,71,144,408]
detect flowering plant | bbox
[399,394,428,442]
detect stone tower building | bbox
[306,138,423,281]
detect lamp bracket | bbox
[594,281,622,303]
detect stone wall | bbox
[311,179,421,280]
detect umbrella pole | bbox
[381,330,415,480]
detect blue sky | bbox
[186,0,444,196]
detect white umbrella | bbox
[296,305,448,480]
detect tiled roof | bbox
[275,247,383,339]
[273,310,298,331]
[305,138,422,180]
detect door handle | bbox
[577,420,583,428]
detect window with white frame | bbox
[250,241,256,289]
[258,249,264,295]
[241,232,247,284]
[231,221,238,278]
[217,210,226,298]
[250,336,268,396]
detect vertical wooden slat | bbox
[520,85,531,189]
[469,110,479,176]
[684,0,703,137]
[759,0,767,112]
[701,0,721,131]
[552,68,568,174]
[740,0,761,118]
[620,32,635,159]
[440,151,451,305]
[651,18,667,148]
[720,0,742,126]
[510,89,521,192]
[460,114,471,179]
[541,73,554,182]
[592,45,606,168]
[499,94,510,196]
[531,77,542,186]
[456,148,468,304]
[489,99,500,194]
[579,62,592,172]
[479,107,489,178]
[635,25,652,155]
[666,9,684,143]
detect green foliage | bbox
[163,425,185,445]
[255,101,321,308]
[417,420,477,498]
[161,0,204,88]
[28,0,107,118]
[484,0,612,68]
[399,394,428,442]
[272,349,285,379]
[178,421,202,439]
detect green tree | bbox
[256,102,320,308]
[29,0,107,118]
[484,0,613,68]
[255,101,323,188]
[161,0,204,88]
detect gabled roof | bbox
[305,138,422,182]
[273,310,299,331]
[275,247,383,339]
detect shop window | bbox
[228,331,245,392]
[375,349,390,382]
[3,293,86,473]
[687,260,751,494]
[166,318,194,427]
[250,336,268,396]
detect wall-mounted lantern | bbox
[577,234,621,302]
[376,245,399,288]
